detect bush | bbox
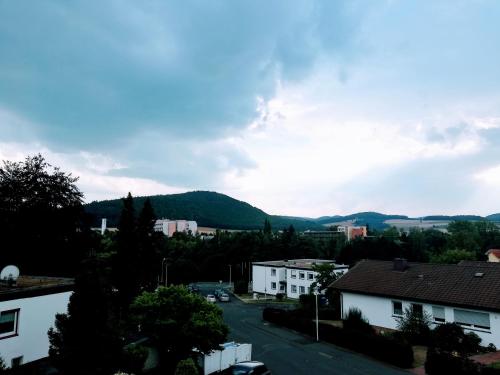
[174,358,198,375]
[121,344,148,374]
[343,308,374,334]
[396,306,431,345]
[431,323,482,356]
[275,293,285,301]
[425,347,481,375]
[262,308,413,368]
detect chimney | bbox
[393,258,408,272]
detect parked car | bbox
[219,293,230,302]
[206,294,216,303]
[223,361,271,375]
[214,288,225,298]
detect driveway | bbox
[210,289,408,375]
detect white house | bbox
[0,275,73,369]
[252,259,348,299]
[154,219,198,237]
[331,259,500,348]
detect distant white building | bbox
[252,259,348,299]
[336,225,367,241]
[0,275,73,369]
[154,219,198,237]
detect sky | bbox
[1,0,500,217]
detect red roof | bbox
[486,249,500,258]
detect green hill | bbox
[84,191,323,231]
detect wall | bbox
[287,269,317,299]
[251,265,285,296]
[0,291,72,367]
[341,292,500,347]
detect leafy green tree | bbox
[0,154,85,275]
[48,258,121,375]
[131,286,228,371]
[174,358,198,375]
[310,263,340,292]
[430,249,476,264]
[396,306,432,344]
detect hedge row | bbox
[263,308,414,368]
[425,348,500,375]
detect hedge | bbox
[263,308,413,368]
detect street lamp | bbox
[228,264,232,289]
[314,283,322,342]
[161,258,168,287]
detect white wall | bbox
[341,292,500,347]
[251,265,285,296]
[287,269,317,299]
[0,291,72,367]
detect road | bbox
[199,284,408,375]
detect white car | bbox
[206,294,216,303]
[219,293,230,302]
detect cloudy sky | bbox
[1,0,500,217]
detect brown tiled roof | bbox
[330,260,500,312]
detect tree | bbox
[131,286,229,371]
[48,258,121,375]
[263,218,272,235]
[114,193,140,309]
[396,306,431,344]
[0,154,85,275]
[137,198,160,290]
[430,249,476,264]
[310,263,340,292]
[0,356,5,373]
[174,358,198,375]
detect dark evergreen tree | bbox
[114,192,140,309]
[48,258,121,375]
[137,198,160,290]
[263,218,272,235]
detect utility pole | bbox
[229,264,232,288]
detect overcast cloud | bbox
[1,0,500,217]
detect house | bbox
[336,225,367,241]
[154,219,198,237]
[252,259,348,299]
[0,275,73,369]
[486,249,500,262]
[330,259,500,347]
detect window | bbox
[454,309,490,330]
[299,272,305,280]
[0,309,19,339]
[271,282,276,290]
[271,268,276,276]
[412,304,423,318]
[392,301,403,316]
[308,273,314,281]
[299,286,305,294]
[11,356,23,368]
[291,285,297,293]
[432,306,445,323]
[290,270,297,279]
[279,284,285,291]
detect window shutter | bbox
[454,309,490,328]
[432,306,445,320]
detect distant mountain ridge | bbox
[84,191,500,231]
[84,191,324,231]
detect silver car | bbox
[219,293,230,302]
[206,294,216,303]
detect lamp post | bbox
[314,283,322,342]
[228,264,232,289]
[161,258,168,287]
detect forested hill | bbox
[84,191,324,231]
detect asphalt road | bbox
[198,285,408,375]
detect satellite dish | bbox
[0,265,20,281]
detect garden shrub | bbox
[343,308,374,334]
[396,306,431,345]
